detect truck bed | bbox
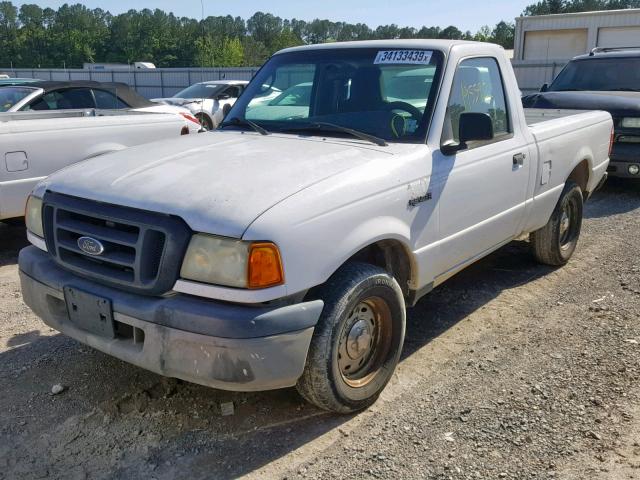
[524,108,596,126]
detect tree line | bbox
[523,0,640,15]
[0,1,638,69]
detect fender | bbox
[325,215,417,289]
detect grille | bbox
[43,192,191,295]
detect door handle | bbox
[513,153,526,166]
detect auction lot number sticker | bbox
[374,50,433,65]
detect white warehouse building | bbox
[512,9,640,93]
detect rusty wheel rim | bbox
[337,297,392,388]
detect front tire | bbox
[195,113,213,131]
[530,180,584,266]
[296,263,406,413]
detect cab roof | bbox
[276,39,502,56]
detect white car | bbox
[152,80,249,130]
[0,80,199,131]
[0,109,196,220]
[21,40,612,413]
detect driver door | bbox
[433,57,530,280]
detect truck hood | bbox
[522,90,640,118]
[42,131,394,238]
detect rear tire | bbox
[530,180,583,266]
[296,262,406,413]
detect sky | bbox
[16,0,532,32]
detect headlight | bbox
[620,117,640,129]
[180,234,284,289]
[25,195,44,238]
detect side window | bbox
[93,89,128,109]
[226,86,241,98]
[25,89,98,111]
[55,88,96,109]
[444,57,510,145]
[26,91,66,111]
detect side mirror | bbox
[540,83,549,92]
[441,112,494,156]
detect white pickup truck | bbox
[19,40,612,413]
[1,109,199,221]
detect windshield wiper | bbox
[220,117,269,135]
[280,122,388,147]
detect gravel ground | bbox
[0,179,638,480]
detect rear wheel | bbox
[530,180,583,266]
[296,263,406,413]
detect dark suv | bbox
[522,47,640,179]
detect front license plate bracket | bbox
[63,286,115,339]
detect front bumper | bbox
[608,160,640,178]
[609,142,640,178]
[19,246,323,391]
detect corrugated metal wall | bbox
[515,9,640,61]
[512,61,568,94]
[2,67,260,98]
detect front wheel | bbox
[195,113,213,131]
[530,180,584,266]
[296,263,406,413]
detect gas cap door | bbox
[5,151,28,172]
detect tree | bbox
[523,0,640,15]
[215,37,244,67]
[247,12,283,51]
[439,26,464,39]
[474,25,493,42]
[0,1,530,68]
[492,21,515,48]
[523,0,566,15]
[194,35,216,67]
[0,1,19,66]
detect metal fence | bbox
[1,67,260,98]
[4,62,564,98]
[511,60,568,95]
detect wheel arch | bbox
[567,158,591,200]
[337,238,417,300]
[194,111,213,128]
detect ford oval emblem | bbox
[77,236,105,256]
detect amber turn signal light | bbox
[248,242,284,289]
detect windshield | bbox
[0,86,36,112]
[174,83,225,99]
[228,48,443,143]
[550,58,640,92]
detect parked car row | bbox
[15,40,614,414]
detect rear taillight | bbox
[180,113,200,125]
[609,127,615,157]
